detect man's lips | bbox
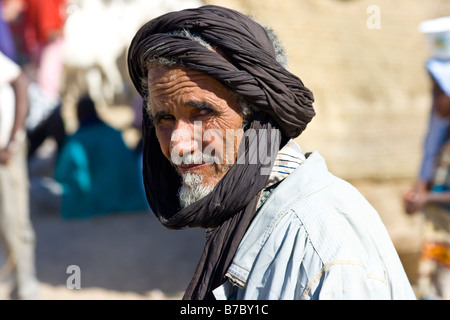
[176,163,210,174]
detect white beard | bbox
[178,172,214,208]
[176,151,234,208]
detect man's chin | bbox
[179,183,214,209]
[177,164,233,208]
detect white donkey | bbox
[61,0,203,108]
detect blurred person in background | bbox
[5,0,68,152]
[0,11,39,296]
[21,0,66,100]
[403,58,450,300]
[53,94,148,219]
[128,5,415,300]
[0,0,20,61]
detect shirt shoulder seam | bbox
[300,259,387,299]
[301,260,363,299]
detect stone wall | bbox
[204,0,450,180]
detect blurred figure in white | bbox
[17,0,68,132]
[0,50,39,299]
[61,0,203,108]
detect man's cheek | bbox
[155,130,173,161]
[202,128,224,164]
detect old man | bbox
[127,5,415,300]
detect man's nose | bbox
[170,120,202,156]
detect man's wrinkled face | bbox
[147,65,244,207]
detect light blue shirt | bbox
[421,58,450,182]
[213,141,416,300]
[419,108,450,182]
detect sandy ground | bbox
[0,188,207,300]
[27,210,205,300]
[0,135,207,300]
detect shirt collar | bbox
[265,139,305,188]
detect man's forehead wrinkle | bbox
[148,69,197,90]
[148,77,197,99]
[148,68,227,108]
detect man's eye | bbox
[158,114,176,123]
[162,114,175,120]
[198,106,220,118]
[153,113,175,125]
[198,109,213,116]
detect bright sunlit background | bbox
[2,0,449,299]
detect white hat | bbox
[419,17,450,60]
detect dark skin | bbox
[432,77,450,117]
[403,77,450,214]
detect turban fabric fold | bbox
[127,5,315,300]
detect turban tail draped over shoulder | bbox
[127,5,315,300]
